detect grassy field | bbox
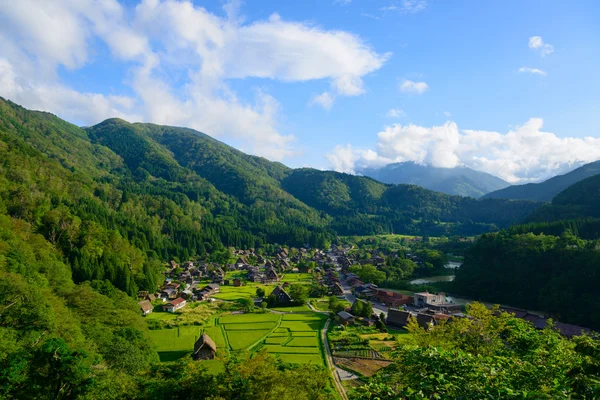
[279,273,313,283]
[270,304,312,312]
[145,311,178,321]
[146,274,329,368]
[252,313,328,366]
[211,284,269,302]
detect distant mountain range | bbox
[358,162,510,198]
[483,161,600,202]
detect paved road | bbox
[340,281,389,318]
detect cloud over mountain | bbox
[327,118,600,183]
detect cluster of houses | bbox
[137,282,222,315]
[495,307,590,338]
[383,294,590,338]
[247,265,279,284]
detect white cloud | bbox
[443,111,451,117]
[327,144,357,173]
[309,92,335,110]
[400,79,429,94]
[528,36,554,57]
[0,0,389,161]
[327,118,600,183]
[519,67,547,76]
[386,108,406,118]
[381,0,427,13]
[333,0,352,5]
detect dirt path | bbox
[321,318,349,400]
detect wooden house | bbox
[193,333,217,360]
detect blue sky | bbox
[1,0,599,183]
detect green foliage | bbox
[351,300,373,318]
[282,168,541,237]
[454,230,600,330]
[139,351,333,399]
[289,284,308,305]
[348,264,386,284]
[353,303,600,399]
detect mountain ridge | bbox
[359,161,510,197]
[483,161,600,202]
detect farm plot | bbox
[148,327,202,362]
[257,313,326,366]
[279,273,313,283]
[203,327,227,349]
[227,330,271,350]
[287,336,319,347]
[211,284,270,302]
[218,313,282,351]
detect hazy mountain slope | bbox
[360,162,509,197]
[526,174,600,222]
[483,161,600,202]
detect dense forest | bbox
[526,174,600,223]
[454,227,600,330]
[281,169,540,236]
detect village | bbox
[134,240,590,394]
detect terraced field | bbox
[255,313,328,366]
[147,309,328,366]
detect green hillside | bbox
[483,161,600,202]
[525,174,600,223]
[282,168,541,236]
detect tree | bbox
[266,294,277,307]
[256,287,266,298]
[289,285,308,305]
[239,297,255,312]
[28,339,94,399]
[348,264,386,285]
[352,303,599,399]
[328,296,346,314]
[351,300,364,317]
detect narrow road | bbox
[340,280,389,318]
[321,318,349,400]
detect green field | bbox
[272,354,322,364]
[223,322,277,330]
[279,273,313,283]
[145,311,178,321]
[211,284,269,302]
[263,345,320,354]
[219,314,280,323]
[147,308,327,366]
[287,337,319,347]
[227,330,271,350]
[270,304,312,312]
[203,326,227,348]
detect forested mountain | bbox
[0,97,542,290]
[483,161,600,202]
[524,174,600,223]
[282,168,540,236]
[359,161,509,197]
[454,229,600,330]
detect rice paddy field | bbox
[147,311,328,366]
